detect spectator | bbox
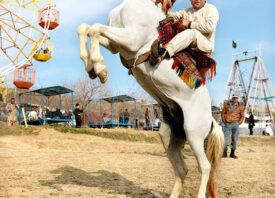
[45,108,51,118]
[153,108,160,126]
[248,112,255,135]
[119,109,123,124]
[124,109,129,124]
[0,106,4,116]
[145,108,150,127]
[262,124,274,136]
[5,98,19,127]
[221,94,244,159]
[73,104,83,128]
[0,93,3,102]
[53,108,62,119]
[28,107,38,120]
[68,110,72,119]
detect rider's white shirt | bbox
[168,3,219,54]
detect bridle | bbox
[156,0,176,11]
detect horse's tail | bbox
[206,117,225,198]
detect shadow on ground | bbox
[39,166,168,198]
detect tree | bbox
[62,75,113,112]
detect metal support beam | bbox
[134,100,136,129]
[30,92,32,112]
[236,57,257,63]
[100,99,102,126]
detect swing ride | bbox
[0,0,59,90]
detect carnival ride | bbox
[0,0,59,90]
[18,86,74,125]
[223,47,275,135]
[88,95,137,129]
[140,103,161,131]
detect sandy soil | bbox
[0,128,274,198]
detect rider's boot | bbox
[149,39,170,66]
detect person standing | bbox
[119,109,123,124]
[221,94,244,159]
[5,98,19,127]
[124,109,129,125]
[248,112,255,135]
[145,108,150,127]
[73,104,83,128]
[0,107,3,116]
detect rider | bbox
[155,0,219,61]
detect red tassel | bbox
[210,64,216,80]
[172,58,180,70]
[158,30,163,40]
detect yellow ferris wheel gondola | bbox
[0,85,8,105]
[33,41,53,62]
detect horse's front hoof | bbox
[98,67,109,84]
[88,69,97,79]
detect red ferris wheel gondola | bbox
[13,65,35,89]
[38,7,59,30]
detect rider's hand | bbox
[181,19,190,28]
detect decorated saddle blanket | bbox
[159,21,216,89]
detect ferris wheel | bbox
[0,0,59,89]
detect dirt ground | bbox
[0,126,274,198]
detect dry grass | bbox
[238,135,275,146]
[0,121,39,136]
[51,125,160,143]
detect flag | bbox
[232,41,237,48]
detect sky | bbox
[3,0,275,105]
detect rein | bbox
[120,52,151,75]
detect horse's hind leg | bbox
[159,120,188,198]
[188,137,211,198]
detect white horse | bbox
[77,0,224,197]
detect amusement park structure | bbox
[140,103,161,130]
[88,95,137,129]
[0,0,59,90]
[223,47,275,133]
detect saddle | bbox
[151,19,216,88]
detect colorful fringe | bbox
[159,20,216,89]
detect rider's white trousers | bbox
[166,29,214,57]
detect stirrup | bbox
[157,47,168,62]
[149,54,158,66]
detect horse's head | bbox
[156,0,176,13]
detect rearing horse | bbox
[77,0,224,197]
